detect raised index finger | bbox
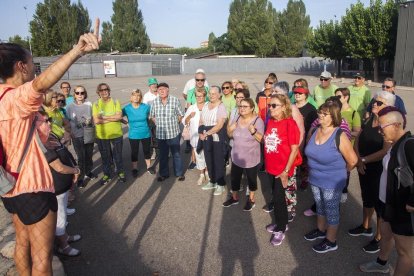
[93,18,100,37]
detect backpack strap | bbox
[352,110,356,121]
[335,128,343,151]
[0,87,14,101]
[396,136,414,189]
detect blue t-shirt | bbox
[122,103,151,139]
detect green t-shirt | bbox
[347,85,371,118]
[312,84,338,107]
[186,86,209,105]
[221,92,237,118]
[45,108,65,138]
[341,107,361,130]
[92,98,123,139]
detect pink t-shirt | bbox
[0,82,54,197]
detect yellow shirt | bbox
[92,98,123,139]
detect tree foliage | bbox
[8,35,30,50]
[100,21,113,52]
[30,0,91,56]
[111,0,150,53]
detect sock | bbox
[377,257,387,266]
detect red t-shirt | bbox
[264,117,300,176]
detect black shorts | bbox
[378,201,414,236]
[2,192,57,225]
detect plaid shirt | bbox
[150,95,184,139]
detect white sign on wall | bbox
[103,60,116,75]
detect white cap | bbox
[320,71,332,79]
[195,68,205,74]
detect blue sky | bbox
[0,0,371,48]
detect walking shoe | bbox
[262,202,274,213]
[100,175,111,185]
[66,208,76,216]
[304,229,326,241]
[270,231,285,246]
[303,208,316,217]
[213,185,225,196]
[348,225,373,237]
[85,172,97,180]
[363,238,381,254]
[341,193,348,203]
[288,211,296,223]
[359,260,390,273]
[118,172,127,183]
[178,175,185,181]
[147,167,156,175]
[197,174,206,186]
[77,179,86,189]
[201,182,217,190]
[243,199,256,211]
[188,162,197,170]
[132,169,138,178]
[266,224,289,233]
[312,238,338,253]
[223,197,239,207]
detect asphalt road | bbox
[58,72,413,276]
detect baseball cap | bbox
[320,71,332,79]
[148,78,158,86]
[157,82,169,89]
[195,68,205,74]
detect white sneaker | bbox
[197,174,206,186]
[213,185,225,196]
[202,182,217,190]
[341,193,348,203]
[67,208,76,216]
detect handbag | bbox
[182,124,190,141]
[83,125,95,144]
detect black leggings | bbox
[231,163,258,192]
[266,173,288,232]
[129,137,151,161]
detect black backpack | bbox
[395,136,414,189]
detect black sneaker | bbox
[118,172,126,183]
[100,175,111,185]
[259,165,266,173]
[132,169,138,178]
[86,172,97,180]
[243,199,256,211]
[188,162,197,170]
[223,197,239,207]
[262,202,274,213]
[363,238,381,253]
[304,229,326,241]
[348,225,373,237]
[147,167,156,175]
[77,179,87,189]
[288,211,296,223]
[312,238,338,253]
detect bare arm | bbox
[292,105,305,145]
[277,144,299,188]
[362,141,392,164]
[49,159,79,175]
[339,133,358,171]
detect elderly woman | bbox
[122,89,154,178]
[0,22,99,274]
[304,102,357,253]
[224,98,264,211]
[348,91,395,254]
[199,86,228,196]
[182,89,208,185]
[264,94,301,246]
[66,85,95,188]
[43,90,71,145]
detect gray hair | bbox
[274,81,290,95]
[210,85,222,94]
[376,90,396,106]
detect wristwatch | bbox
[284,169,289,173]
[361,158,366,163]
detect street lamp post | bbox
[23,6,32,54]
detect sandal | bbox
[67,234,82,243]
[57,245,80,257]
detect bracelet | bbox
[251,129,257,136]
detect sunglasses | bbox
[382,84,393,89]
[320,78,330,82]
[75,91,86,95]
[222,86,231,90]
[354,76,363,80]
[374,100,384,106]
[195,78,205,82]
[51,96,57,99]
[57,99,66,104]
[99,88,109,92]
[42,117,53,123]
[265,81,274,85]
[267,103,282,109]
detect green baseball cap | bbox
[148,78,158,86]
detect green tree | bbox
[8,35,30,50]
[111,0,150,53]
[227,0,249,54]
[100,21,113,52]
[212,33,232,54]
[275,0,311,57]
[207,32,216,51]
[308,20,346,75]
[341,0,397,81]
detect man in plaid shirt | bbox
[150,82,185,182]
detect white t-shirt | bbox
[379,148,392,203]
[143,90,158,106]
[182,78,210,95]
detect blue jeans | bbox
[96,136,124,176]
[157,134,183,177]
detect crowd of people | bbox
[1,23,414,275]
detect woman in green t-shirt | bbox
[335,88,361,139]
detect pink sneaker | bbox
[270,231,285,246]
[303,208,316,217]
[266,224,289,233]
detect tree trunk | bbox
[373,57,379,82]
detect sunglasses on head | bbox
[382,84,393,89]
[267,103,282,109]
[195,78,205,82]
[75,91,86,95]
[320,78,330,82]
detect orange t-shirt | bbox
[0,82,54,197]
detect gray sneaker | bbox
[213,185,225,196]
[201,182,217,190]
[359,260,390,273]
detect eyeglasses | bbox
[195,95,204,98]
[235,96,245,100]
[320,78,330,82]
[374,100,384,106]
[57,99,66,104]
[317,111,330,117]
[99,88,109,92]
[236,88,244,92]
[382,84,393,89]
[379,122,399,133]
[222,86,231,90]
[238,105,250,109]
[75,91,86,95]
[265,81,274,85]
[267,103,282,109]
[195,79,205,82]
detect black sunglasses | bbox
[99,88,109,92]
[267,103,282,109]
[57,99,66,104]
[222,86,231,90]
[195,78,205,82]
[75,91,86,95]
[320,78,330,82]
[354,76,363,80]
[265,81,274,85]
[374,100,384,106]
[382,84,393,89]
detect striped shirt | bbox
[201,102,227,126]
[150,96,184,139]
[311,118,352,140]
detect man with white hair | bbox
[360,107,414,275]
[312,71,338,107]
